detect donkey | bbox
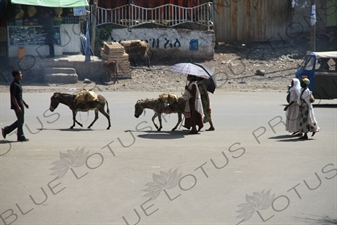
[134,97,186,131]
[103,60,118,84]
[49,92,111,129]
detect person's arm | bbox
[185,83,196,97]
[11,95,22,112]
[23,100,29,109]
[185,82,191,93]
[284,101,294,111]
[10,84,22,112]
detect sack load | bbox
[75,90,98,104]
[159,93,178,107]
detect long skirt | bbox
[285,104,299,132]
[299,103,318,133]
[184,98,203,130]
[199,86,211,123]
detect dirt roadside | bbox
[0,39,335,94]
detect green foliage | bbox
[95,25,113,45]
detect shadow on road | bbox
[135,130,187,139]
[0,140,16,144]
[313,104,337,108]
[294,215,337,224]
[277,138,314,142]
[268,135,294,139]
[269,135,316,142]
[280,104,337,108]
[38,128,98,132]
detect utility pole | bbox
[91,0,97,54]
[310,0,316,52]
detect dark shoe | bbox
[206,127,215,131]
[299,134,308,140]
[1,128,6,139]
[189,130,199,135]
[18,137,29,142]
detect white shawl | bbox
[290,78,301,102]
[189,81,204,117]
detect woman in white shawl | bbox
[284,78,301,135]
[297,78,320,140]
[183,75,204,134]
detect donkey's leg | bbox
[151,113,159,131]
[158,113,163,131]
[97,105,111,130]
[88,109,99,129]
[70,110,76,129]
[172,112,182,131]
[71,111,82,129]
[114,70,118,84]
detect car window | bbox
[304,57,315,70]
[315,58,337,71]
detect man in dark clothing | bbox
[2,70,29,142]
[42,11,55,58]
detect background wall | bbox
[110,28,215,61]
[213,0,289,42]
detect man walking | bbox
[2,70,29,142]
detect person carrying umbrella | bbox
[168,62,217,134]
[183,75,204,134]
[197,77,215,131]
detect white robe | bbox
[285,78,301,132]
[183,81,203,117]
[192,81,204,118]
[297,88,320,132]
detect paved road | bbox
[1,91,336,225]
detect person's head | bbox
[12,70,22,80]
[187,74,197,81]
[302,78,310,88]
[291,78,300,87]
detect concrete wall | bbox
[110,28,215,61]
[1,55,108,83]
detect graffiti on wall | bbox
[111,36,199,51]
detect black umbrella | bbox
[192,63,217,94]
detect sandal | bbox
[292,131,299,136]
